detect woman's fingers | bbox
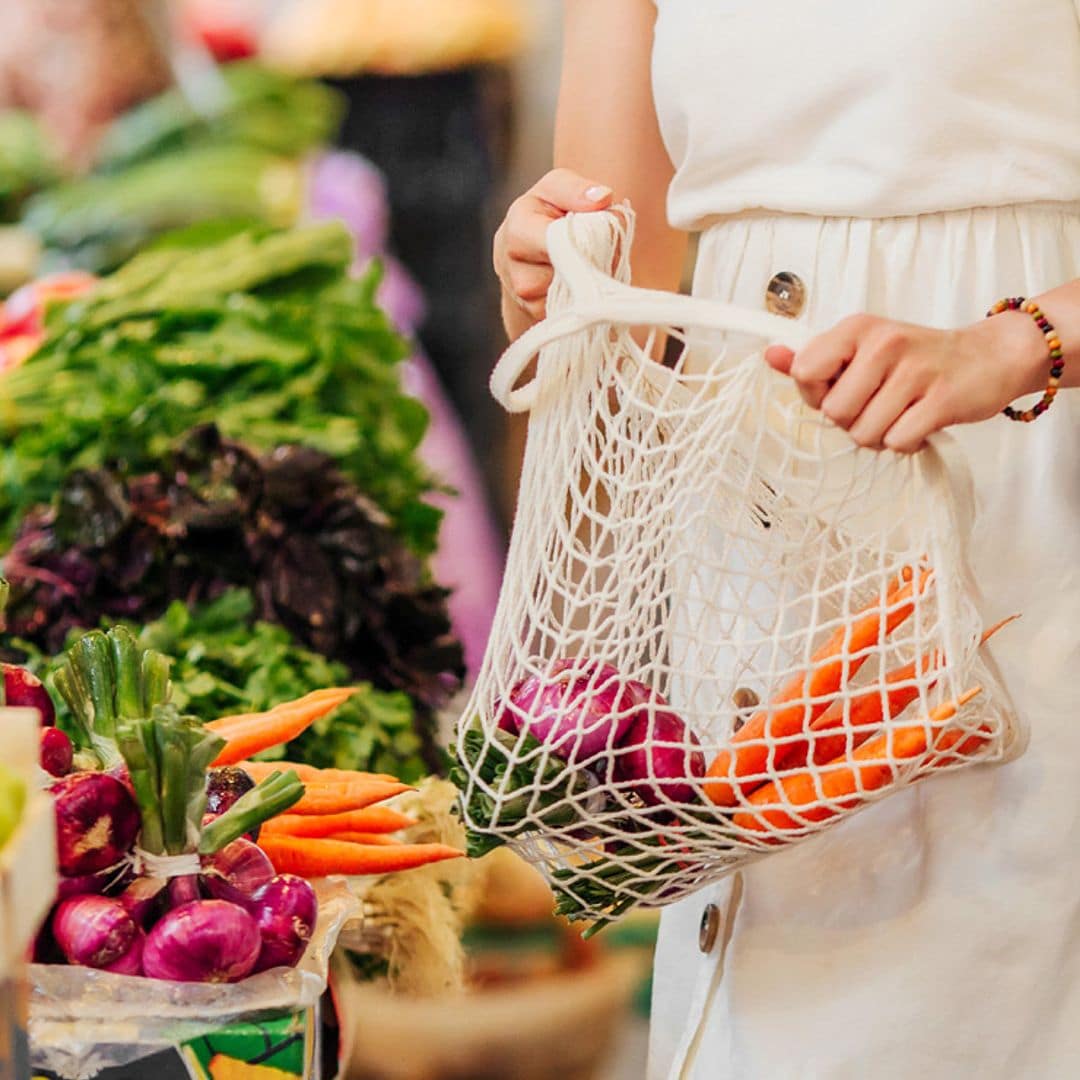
[882,397,944,453]
[846,370,922,448]
[763,345,795,374]
[495,169,614,327]
[787,316,869,409]
[503,199,558,263]
[507,264,555,320]
[820,350,892,430]
[532,168,613,214]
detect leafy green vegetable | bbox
[137,590,434,784]
[0,222,440,554]
[2,421,461,765]
[94,62,343,172]
[450,726,596,859]
[10,589,434,785]
[15,62,343,273]
[24,145,302,273]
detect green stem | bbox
[140,650,172,715]
[77,633,118,742]
[110,627,141,720]
[116,718,164,854]
[198,770,304,854]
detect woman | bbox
[494,3,1080,1077]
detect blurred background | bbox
[0,2,655,1077]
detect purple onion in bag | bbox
[496,660,651,765]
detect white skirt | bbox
[650,202,1080,1080]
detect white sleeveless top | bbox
[647,3,1080,1078]
[651,0,1080,226]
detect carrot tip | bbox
[981,613,1021,642]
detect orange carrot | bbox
[209,688,357,737]
[322,832,402,846]
[261,806,417,837]
[290,780,412,816]
[704,568,930,806]
[929,723,994,768]
[258,834,463,877]
[208,688,357,767]
[239,761,399,785]
[732,686,982,836]
[782,614,1018,772]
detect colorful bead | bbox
[988,296,1064,423]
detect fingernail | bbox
[584,185,612,203]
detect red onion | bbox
[3,663,55,725]
[51,772,140,875]
[251,875,318,972]
[205,767,256,817]
[613,706,705,806]
[167,876,201,908]
[118,877,166,926]
[496,660,651,765]
[143,900,261,983]
[103,928,145,976]
[53,896,137,969]
[202,837,275,906]
[56,868,112,901]
[40,727,73,777]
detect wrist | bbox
[974,309,1050,400]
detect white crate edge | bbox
[0,794,56,976]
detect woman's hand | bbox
[494,169,613,338]
[764,313,1048,452]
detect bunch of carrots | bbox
[204,687,463,877]
[703,566,1015,840]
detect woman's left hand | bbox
[764,313,1046,452]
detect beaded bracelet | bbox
[986,297,1064,422]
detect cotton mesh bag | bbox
[453,207,1024,932]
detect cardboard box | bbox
[31,1005,323,1080]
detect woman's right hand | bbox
[494,169,614,337]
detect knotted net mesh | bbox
[454,208,1022,929]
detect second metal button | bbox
[699,903,721,953]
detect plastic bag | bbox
[454,208,1023,929]
[28,878,357,1079]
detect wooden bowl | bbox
[334,950,646,1080]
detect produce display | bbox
[0,43,511,1079]
[0,225,463,786]
[0,224,436,549]
[456,569,1016,932]
[4,423,458,713]
[21,623,460,987]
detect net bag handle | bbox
[490,208,812,414]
